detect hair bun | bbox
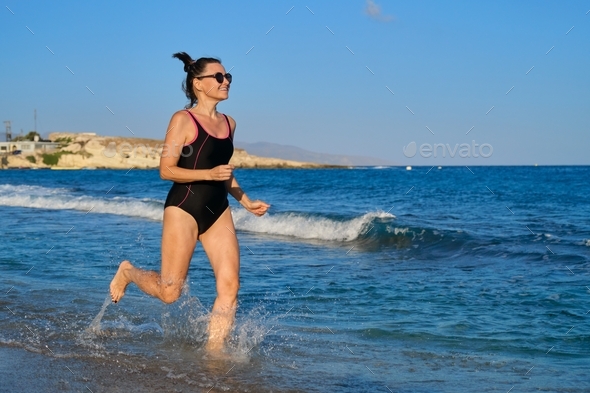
[183,60,197,73]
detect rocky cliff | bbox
[2,132,342,169]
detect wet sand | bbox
[0,345,303,393]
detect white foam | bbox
[0,183,395,241]
[231,209,395,241]
[390,227,409,235]
[0,183,71,195]
[0,183,163,221]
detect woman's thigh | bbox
[199,206,240,287]
[161,206,199,284]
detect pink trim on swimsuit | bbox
[191,112,231,139]
[223,114,233,140]
[183,110,198,146]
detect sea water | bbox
[0,166,588,392]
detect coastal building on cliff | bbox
[0,138,59,154]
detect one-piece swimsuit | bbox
[164,110,234,234]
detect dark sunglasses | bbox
[195,72,232,84]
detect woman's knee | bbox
[160,283,183,304]
[216,276,240,299]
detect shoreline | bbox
[0,166,348,170]
[0,132,346,170]
[0,344,301,393]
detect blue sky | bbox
[1,0,589,165]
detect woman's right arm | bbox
[159,111,233,183]
[159,111,210,183]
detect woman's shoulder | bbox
[171,108,191,118]
[165,110,194,138]
[169,109,194,126]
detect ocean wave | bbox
[0,184,398,242]
[0,183,163,221]
[0,183,467,248]
[358,223,471,251]
[232,209,473,250]
[232,208,395,241]
[0,183,72,195]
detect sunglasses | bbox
[195,72,232,84]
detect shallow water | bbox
[1,166,589,392]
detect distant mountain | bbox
[234,141,397,166]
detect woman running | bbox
[109,51,270,352]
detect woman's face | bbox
[193,63,230,101]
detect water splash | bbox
[86,295,112,334]
[159,286,274,361]
[225,305,274,362]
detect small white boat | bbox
[406,166,412,170]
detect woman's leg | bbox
[198,206,240,351]
[109,206,199,304]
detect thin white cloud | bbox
[364,0,394,22]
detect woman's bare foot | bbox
[205,311,233,354]
[205,339,225,354]
[109,260,133,303]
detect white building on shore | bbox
[0,141,60,153]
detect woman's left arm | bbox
[224,115,270,216]
[226,175,250,208]
[225,175,270,216]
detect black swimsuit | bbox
[164,110,234,235]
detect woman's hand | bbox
[209,164,234,181]
[244,200,270,216]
